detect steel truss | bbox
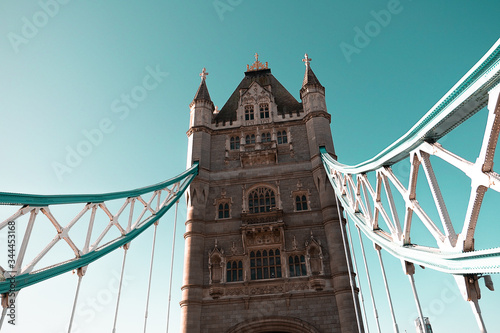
[321,39,500,331]
[0,163,198,294]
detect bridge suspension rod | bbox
[335,194,363,333]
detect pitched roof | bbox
[193,78,212,102]
[214,68,302,123]
[302,65,323,88]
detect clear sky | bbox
[1,0,499,332]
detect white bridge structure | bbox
[1,39,500,333]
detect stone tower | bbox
[181,54,362,333]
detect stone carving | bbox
[208,239,224,285]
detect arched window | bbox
[262,132,271,143]
[250,249,282,280]
[245,105,254,120]
[295,195,308,211]
[288,255,307,277]
[226,260,243,282]
[248,187,276,213]
[230,136,240,150]
[245,134,255,144]
[277,130,288,144]
[259,103,269,118]
[218,203,230,219]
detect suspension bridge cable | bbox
[345,214,370,333]
[408,273,426,333]
[165,200,179,333]
[68,269,84,333]
[470,299,487,333]
[112,245,129,333]
[357,227,381,333]
[335,194,363,333]
[0,296,8,330]
[143,222,159,333]
[375,248,399,333]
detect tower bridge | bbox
[1,39,500,333]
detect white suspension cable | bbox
[143,222,159,333]
[357,227,381,333]
[112,245,129,333]
[68,269,84,333]
[345,214,370,333]
[376,248,399,333]
[166,201,179,333]
[335,194,363,333]
[470,299,487,333]
[408,274,426,333]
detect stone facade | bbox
[181,55,362,333]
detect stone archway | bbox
[226,316,322,333]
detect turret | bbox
[299,54,335,158]
[300,54,326,114]
[189,67,214,128]
[187,68,214,169]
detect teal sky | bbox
[1,1,499,332]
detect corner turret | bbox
[300,54,326,114]
[187,68,214,170]
[189,68,214,128]
[299,54,334,158]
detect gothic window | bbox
[262,132,271,143]
[295,195,308,211]
[226,260,243,282]
[245,105,254,120]
[288,255,307,277]
[218,203,230,219]
[215,197,231,220]
[245,134,256,144]
[259,103,269,118]
[250,249,282,280]
[230,136,240,150]
[248,187,276,213]
[277,130,288,144]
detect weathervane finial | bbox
[200,67,209,80]
[303,53,312,67]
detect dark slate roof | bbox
[193,78,212,102]
[214,68,302,123]
[302,65,323,88]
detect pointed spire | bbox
[193,67,212,102]
[301,53,323,88]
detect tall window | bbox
[248,187,276,213]
[245,105,254,120]
[295,195,308,211]
[259,103,269,118]
[288,255,307,277]
[230,136,240,150]
[250,249,282,280]
[245,134,255,144]
[262,132,271,143]
[218,203,230,219]
[277,130,288,144]
[226,260,243,282]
